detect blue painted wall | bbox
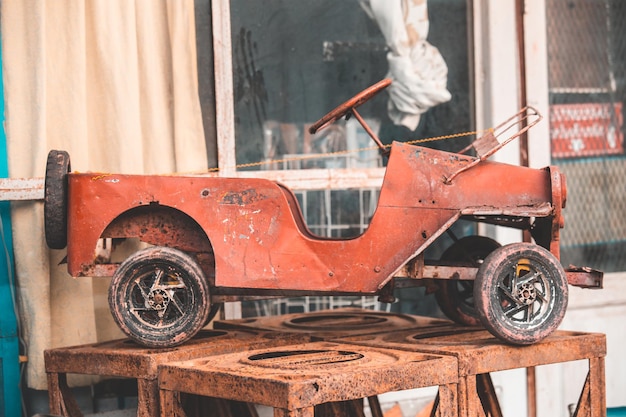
[0,32,23,417]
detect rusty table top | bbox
[45,328,309,380]
[214,307,452,340]
[332,325,606,376]
[158,340,458,410]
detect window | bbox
[201,0,474,179]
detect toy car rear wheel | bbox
[44,150,71,249]
[435,236,500,326]
[108,246,212,348]
[474,243,568,345]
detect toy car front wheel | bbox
[474,243,568,345]
[435,236,501,326]
[108,246,213,348]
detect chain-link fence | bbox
[546,0,626,272]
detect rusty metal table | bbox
[44,329,309,417]
[334,325,607,417]
[158,340,459,417]
[214,307,451,339]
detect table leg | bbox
[437,382,459,417]
[46,372,83,417]
[137,378,160,417]
[476,373,502,417]
[458,375,485,417]
[274,406,314,417]
[527,367,536,417]
[589,357,606,417]
[572,373,590,417]
[368,396,384,417]
[572,356,606,417]
[160,390,187,417]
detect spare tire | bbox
[44,150,71,249]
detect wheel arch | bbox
[91,204,216,283]
[101,204,212,252]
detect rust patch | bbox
[158,341,458,410]
[220,189,263,205]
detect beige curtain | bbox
[2,0,208,389]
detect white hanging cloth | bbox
[360,0,452,130]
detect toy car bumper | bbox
[565,266,603,289]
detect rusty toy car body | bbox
[45,79,602,348]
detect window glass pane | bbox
[230,0,473,170]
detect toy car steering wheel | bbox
[309,78,391,152]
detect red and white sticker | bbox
[550,102,623,158]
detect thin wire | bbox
[205,129,486,173]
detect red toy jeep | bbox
[45,79,602,347]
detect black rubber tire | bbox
[108,246,211,348]
[435,236,500,326]
[474,242,568,345]
[44,150,71,249]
